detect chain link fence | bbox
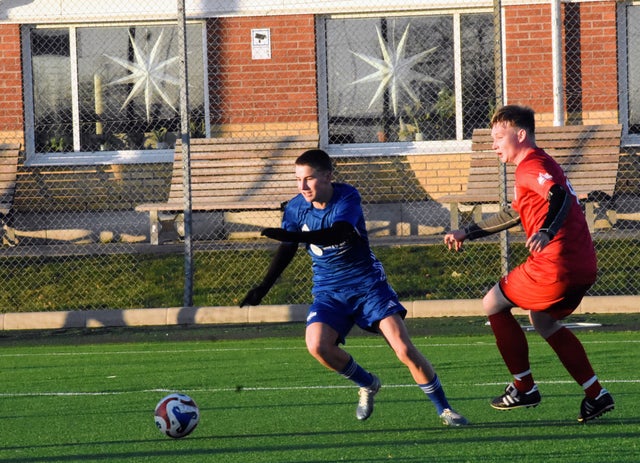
[0,1,638,314]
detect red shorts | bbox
[499,264,593,320]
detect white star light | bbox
[350,24,442,117]
[105,30,180,121]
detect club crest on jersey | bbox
[537,172,553,185]
[302,224,323,256]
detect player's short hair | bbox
[491,105,536,137]
[295,149,334,173]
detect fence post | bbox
[494,0,511,276]
[177,0,193,307]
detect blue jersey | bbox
[282,183,387,293]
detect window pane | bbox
[325,14,493,145]
[77,24,205,152]
[460,14,495,138]
[628,6,640,134]
[31,23,206,156]
[31,29,73,153]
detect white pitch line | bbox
[1,379,638,398]
[0,339,637,359]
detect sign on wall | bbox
[251,28,271,60]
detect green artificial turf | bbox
[1,323,638,462]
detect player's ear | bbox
[516,127,528,143]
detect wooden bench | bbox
[0,143,21,246]
[438,124,622,231]
[135,135,318,244]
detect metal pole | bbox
[551,0,564,126]
[494,0,510,276]
[177,0,193,307]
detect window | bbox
[24,23,207,165]
[625,5,640,140]
[320,13,495,151]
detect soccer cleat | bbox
[490,382,541,410]
[439,408,469,427]
[578,389,614,423]
[356,374,381,421]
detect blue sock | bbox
[418,374,451,415]
[338,356,374,388]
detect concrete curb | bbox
[0,295,637,331]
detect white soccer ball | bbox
[154,393,200,439]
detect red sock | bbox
[488,311,534,391]
[546,327,601,398]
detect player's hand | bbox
[444,230,466,251]
[526,231,551,253]
[261,227,291,242]
[239,285,269,307]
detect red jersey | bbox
[511,148,597,284]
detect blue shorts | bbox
[306,279,407,344]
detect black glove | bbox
[261,228,297,242]
[239,285,269,307]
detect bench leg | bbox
[449,202,460,230]
[449,203,484,231]
[174,213,185,239]
[149,210,160,245]
[584,202,595,233]
[1,212,18,246]
[471,204,483,224]
[2,224,18,246]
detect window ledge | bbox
[325,140,472,157]
[24,149,174,167]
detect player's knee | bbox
[482,293,499,315]
[392,345,411,364]
[530,312,562,339]
[393,343,421,367]
[482,284,511,315]
[305,338,330,361]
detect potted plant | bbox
[403,102,424,141]
[147,127,170,149]
[375,124,388,142]
[189,119,206,138]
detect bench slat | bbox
[135,135,318,244]
[439,125,622,231]
[0,143,21,245]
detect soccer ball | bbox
[154,393,200,439]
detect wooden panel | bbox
[0,143,20,209]
[440,124,622,207]
[135,135,317,215]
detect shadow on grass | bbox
[2,421,639,463]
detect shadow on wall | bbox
[61,305,309,330]
[333,154,451,237]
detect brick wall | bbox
[1,7,634,212]
[503,1,618,125]
[0,24,24,145]
[207,15,319,137]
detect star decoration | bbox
[350,23,442,117]
[105,30,180,122]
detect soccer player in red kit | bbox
[444,105,614,422]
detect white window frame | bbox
[619,1,640,147]
[22,22,209,166]
[317,8,494,157]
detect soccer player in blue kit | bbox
[241,149,468,426]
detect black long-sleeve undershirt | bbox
[463,184,571,241]
[261,221,358,246]
[256,221,358,290]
